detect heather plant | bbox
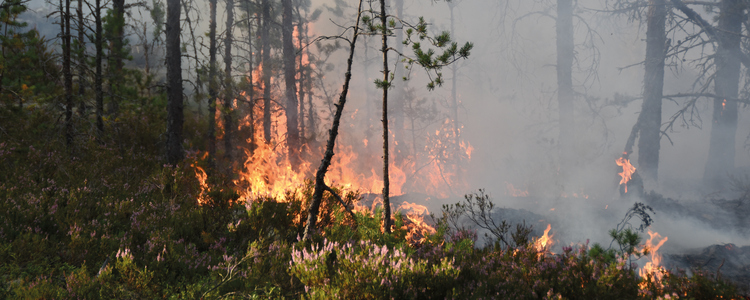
[290,237,460,299]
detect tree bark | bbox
[379,0,392,234]
[63,0,73,147]
[77,0,85,116]
[282,0,300,168]
[302,0,364,241]
[556,0,575,168]
[297,15,306,141]
[165,0,184,165]
[110,0,125,114]
[261,0,272,144]
[207,0,218,167]
[638,0,667,183]
[224,0,235,161]
[703,0,743,188]
[95,0,103,136]
[243,0,256,154]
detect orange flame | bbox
[638,230,669,289]
[192,164,210,206]
[534,224,554,253]
[398,201,436,245]
[616,153,636,193]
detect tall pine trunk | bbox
[703,0,743,188]
[77,0,85,116]
[638,0,667,183]
[109,0,125,114]
[379,0,392,234]
[165,0,184,165]
[95,0,103,136]
[282,0,300,168]
[261,0,272,144]
[224,0,235,161]
[243,0,256,154]
[207,0,218,167]
[63,0,73,147]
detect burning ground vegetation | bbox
[0,111,748,300]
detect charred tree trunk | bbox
[76,0,85,116]
[207,0,218,167]
[165,0,184,165]
[261,0,272,144]
[95,0,103,136]
[63,0,73,147]
[282,0,300,168]
[224,0,235,161]
[704,0,743,188]
[302,0,364,241]
[556,0,575,169]
[379,0,392,234]
[638,0,667,183]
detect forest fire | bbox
[534,224,555,253]
[616,153,636,193]
[638,230,669,289]
[398,202,436,245]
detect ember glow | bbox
[615,153,636,193]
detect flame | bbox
[398,201,436,245]
[505,182,529,197]
[191,161,210,206]
[534,224,554,252]
[191,20,468,246]
[616,153,636,193]
[638,230,669,289]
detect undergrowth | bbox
[0,105,744,299]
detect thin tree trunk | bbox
[379,0,392,234]
[77,0,85,116]
[556,0,574,171]
[297,15,306,141]
[207,0,218,167]
[243,0,256,154]
[110,0,125,114]
[95,0,103,136]
[64,0,73,147]
[703,0,743,188]
[638,0,667,183]
[261,0,272,144]
[166,0,184,165]
[302,0,364,241]
[282,0,300,168]
[224,0,235,162]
